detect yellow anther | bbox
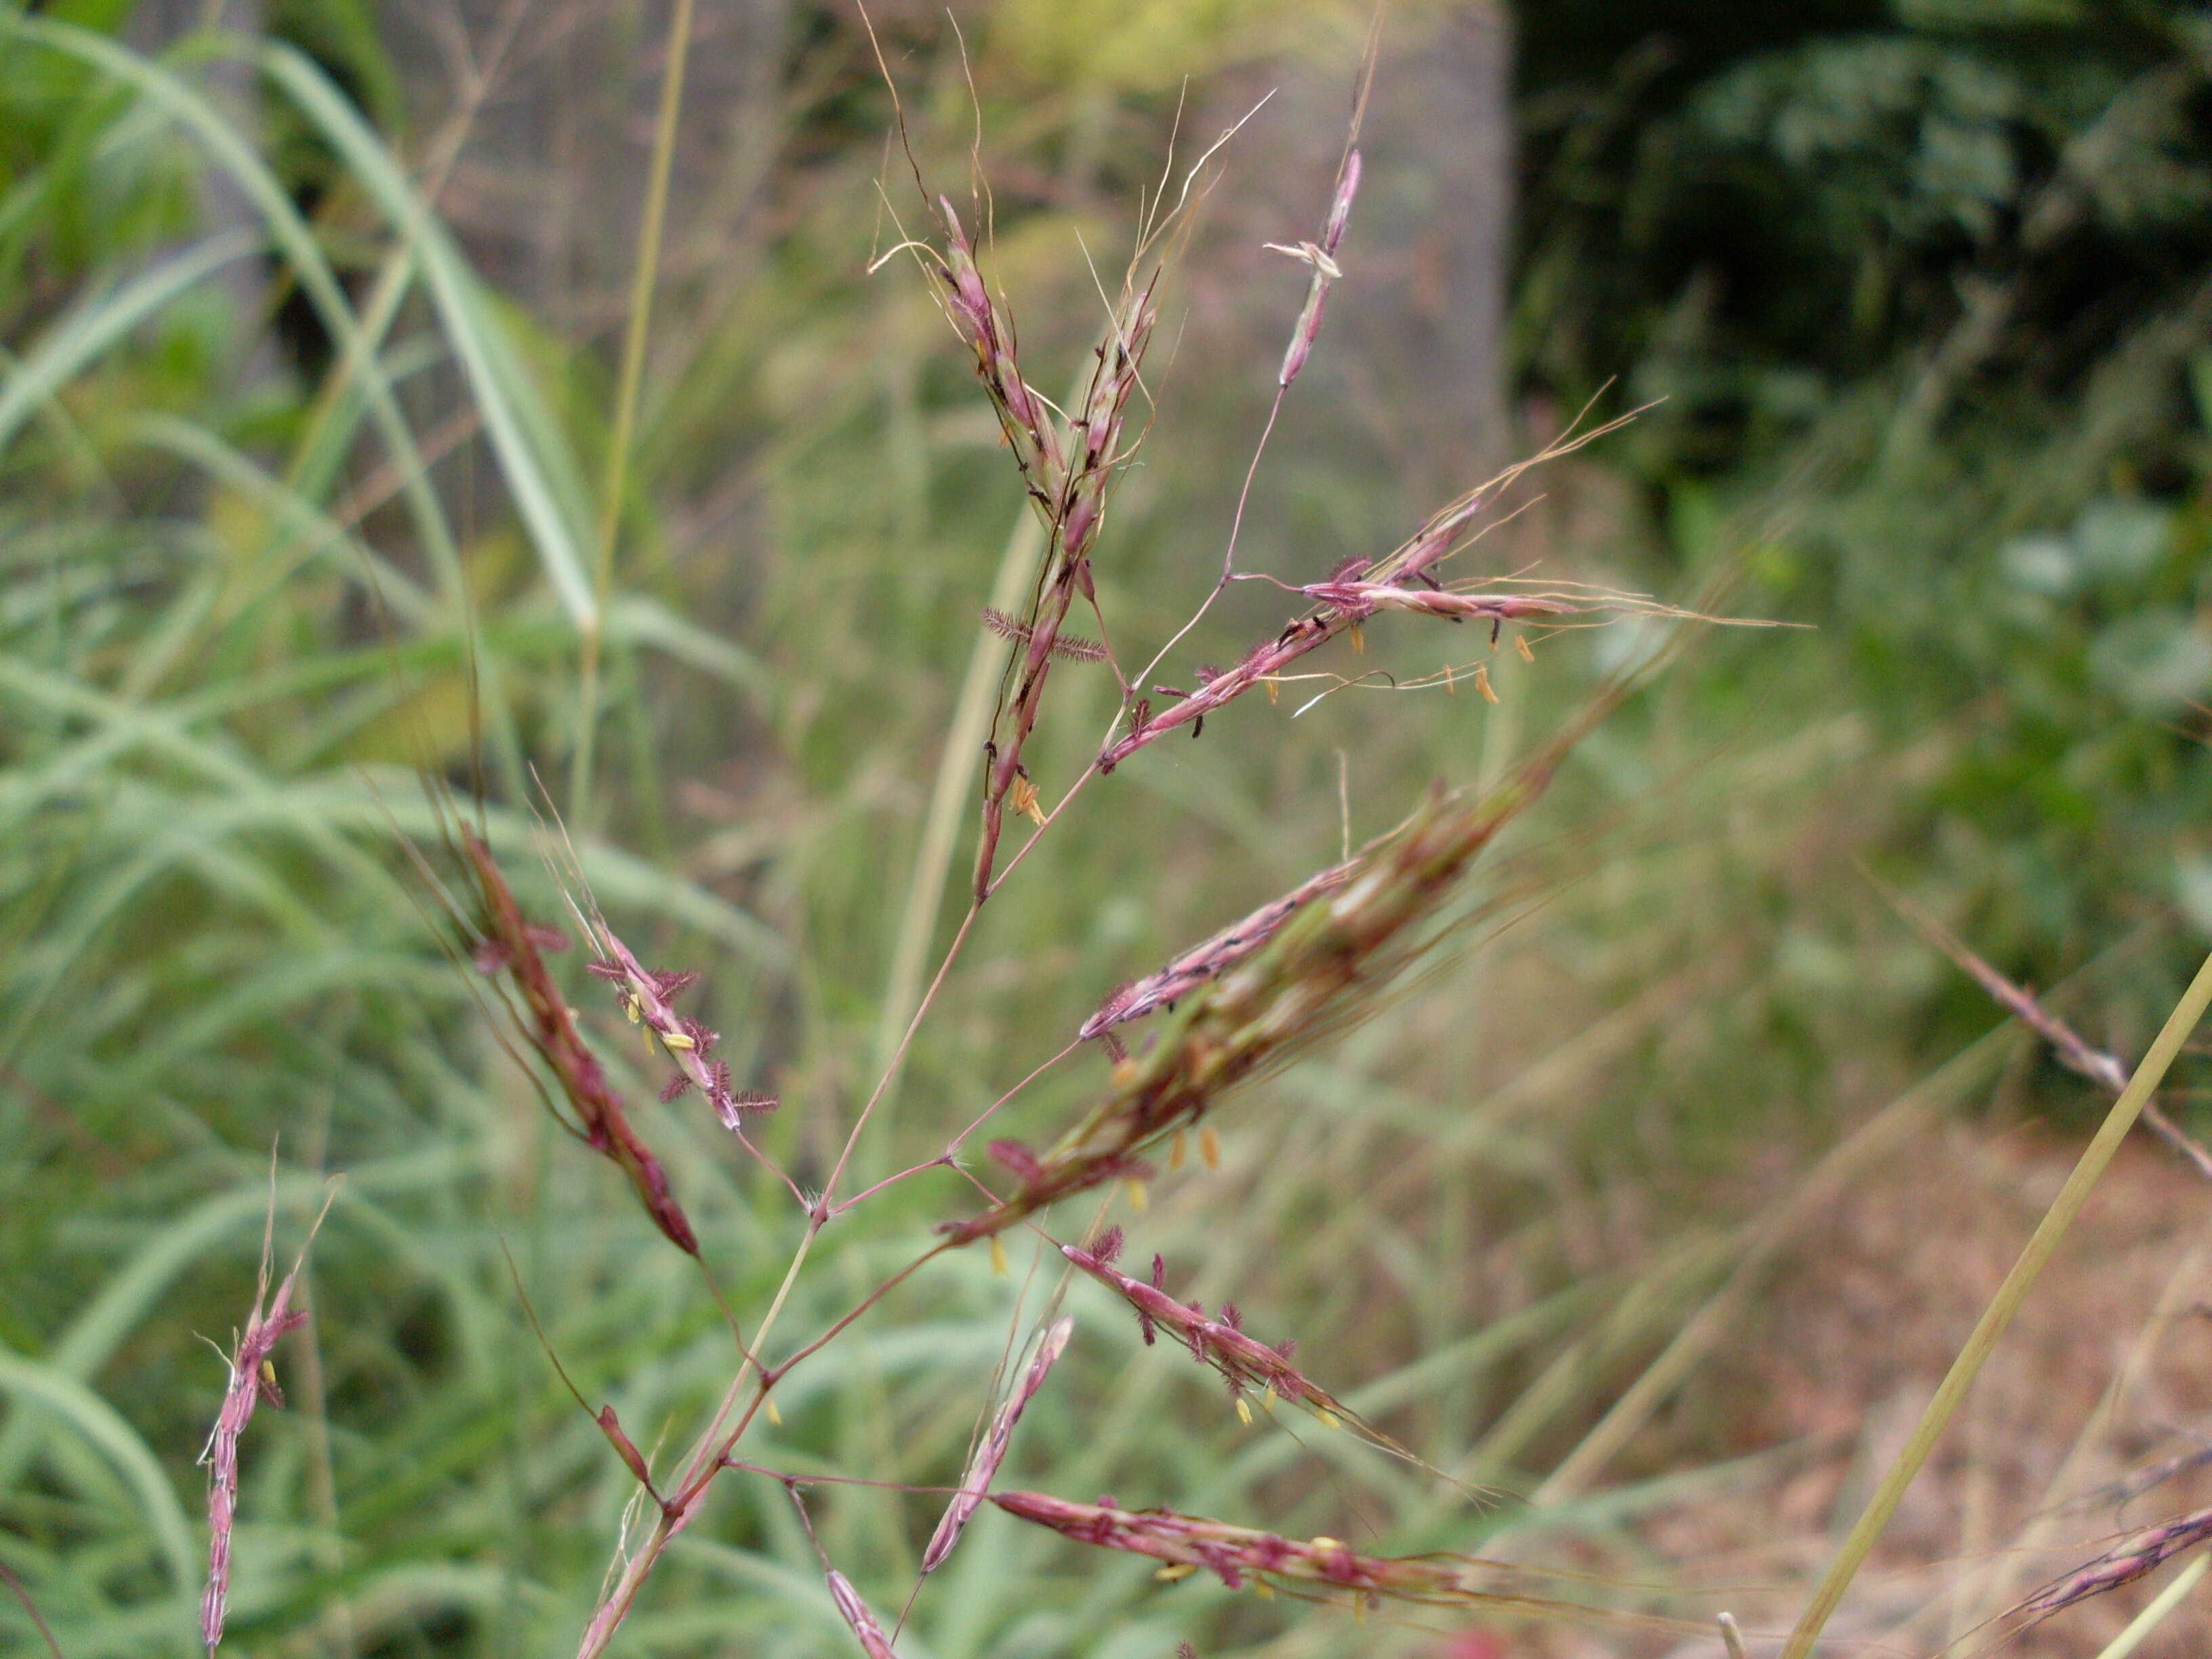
[1516,632,1535,663]
[1236,1397,1253,1426]
[1262,1383,1278,1413]
[643,1027,659,1057]
[1111,1056,1139,1089]
[764,1396,783,1427]
[1254,1580,1274,1600]
[1155,1563,1196,1583]
[1199,1126,1221,1170]
[989,1235,1008,1276]
[1353,1593,1368,1624]
[1126,1179,1148,1214]
[1474,661,1498,704]
[1169,1129,1187,1172]
[1318,1408,1340,1429]
[259,1359,278,1389]
[1009,775,1046,827]
[660,1029,696,1051]
[625,998,640,1025]
[1349,622,1365,655]
[1264,676,1279,705]
[1309,1536,1342,1551]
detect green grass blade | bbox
[259,44,600,630]
[0,18,470,617]
[119,413,436,623]
[0,1349,199,1639]
[0,231,258,457]
[604,594,771,699]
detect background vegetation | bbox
[4,1,2211,1656]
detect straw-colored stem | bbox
[1779,945,2212,1659]
[572,0,699,817]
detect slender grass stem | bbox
[572,0,699,819]
[573,1218,817,1659]
[821,905,982,1207]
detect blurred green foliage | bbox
[1516,0,2212,1030]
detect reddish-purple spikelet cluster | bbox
[1099,569,1677,771]
[922,1315,1073,1573]
[1080,859,1358,1042]
[1063,1230,1336,1418]
[1273,148,1361,389]
[200,1191,332,1652]
[2024,1504,2212,1622]
[991,1492,1665,1628]
[202,1307,306,1650]
[585,930,777,1130]
[462,830,702,1254]
[934,196,1160,899]
[943,743,1575,1246]
[1296,581,1586,625]
[989,1492,1405,1599]
[935,199,1063,493]
[826,1570,903,1658]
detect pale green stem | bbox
[572,0,699,817]
[1779,945,2212,1659]
[2094,1551,2207,1659]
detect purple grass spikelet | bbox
[200,1181,335,1652]
[922,1316,1073,1573]
[825,1570,903,1658]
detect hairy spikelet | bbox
[982,607,1109,663]
[991,1491,1687,1629]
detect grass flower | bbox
[199,1183,335,1652]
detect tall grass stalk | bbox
[574,0,701,817]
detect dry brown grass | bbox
[1497,1132,2212,1659]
